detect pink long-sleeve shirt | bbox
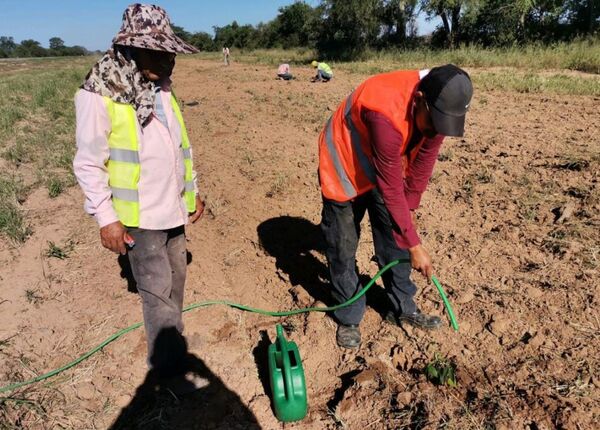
[73,88,198,230]
[277,64,290,74]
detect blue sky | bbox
[0,0,440,51]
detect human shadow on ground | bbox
[118,251,193,294]
[109,327,260,430]
[256,216,392,321]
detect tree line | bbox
[0,36,91,58]
[2,1,598,60]
[179,0,599,60]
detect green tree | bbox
[460,0,567,46]
[62,45,87,56]
[171,24,191,42]
[189,31,216,51]
[255,21,280,48]
[565,0,600,35]
[420,0,467,48]
[316,0,381,60]
[0,36,17,57]
[213,21,238,48]
[14,39,47,57]
[49,37,65,50]
[213,21,261,50]
[377,0,419,47]
[274,1,316,47]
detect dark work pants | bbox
[316,70,332,81]
[320,189,417,326]
[127,226,187,373]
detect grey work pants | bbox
[320,189,417,326]
[127,226,187,372]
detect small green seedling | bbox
[424,353,457,387]
[46,241,70,259]
[47,177,63,198]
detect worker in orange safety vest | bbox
[318,64,473,348]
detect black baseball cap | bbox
[419,64,473,137]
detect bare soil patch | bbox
[1,58,598,429]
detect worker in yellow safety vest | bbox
[311,60,333,82]
[73,4,205,384]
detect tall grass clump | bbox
[0,57,94,242]
[0,175,30,243]
[212,39,599,75]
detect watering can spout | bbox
[268,324,308,422]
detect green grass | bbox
[475,71,600,96]
[207,39,599,73]
[0,201,31,244]
[0,175,30,243]
[0,58,94,243]
[344,39,600,73]
[192,39,600,96]
[46,176,64,198]
[46,240,72,259]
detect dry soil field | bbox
[0,57,599,429]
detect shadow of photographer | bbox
[109,327,260,430]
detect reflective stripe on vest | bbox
[103,94,196,227]
[170,94,197,213]
[344,91,376,184]
[323,117,355,198]
[318,70,422,202]
[109,148,140,163]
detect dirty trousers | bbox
[127,226,187,371]
[320,189,417,326]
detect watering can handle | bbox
[276,325,295,400]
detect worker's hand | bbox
[100,221,132,255]
[188,195,205,224]
[409,244,433,282]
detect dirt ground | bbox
[1,58,599,429]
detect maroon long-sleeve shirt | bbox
[363,109,444,249]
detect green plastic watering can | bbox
[268,324,307,422]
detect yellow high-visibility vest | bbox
[103,95,196,227]
[319,62,333,75]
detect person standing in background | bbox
[223,46,230,65]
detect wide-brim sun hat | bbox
[112,3,199,54]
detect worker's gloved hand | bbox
[100,221,131,255]
[409,244,433,282]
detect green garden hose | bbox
[0,258,458,394]
[432,275,459,331]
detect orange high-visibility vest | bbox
[318,70,425,202]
